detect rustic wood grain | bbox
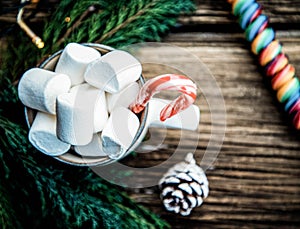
[176,0,300,30]
[121,1,300,228]
[1,0,300,228]
[1,0,299,27]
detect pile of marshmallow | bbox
[18,43,143,159]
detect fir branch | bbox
[0,0,195,227]
[42,0,74,49]
[100,0,195,47]
[56,5,98,47]
[0,182,22,229]
[97,0,195,46]
[0,78,19,104]
[95,0,156,43]
[42,0,195,51]
[42,0,104,52]
[0,115,170,228]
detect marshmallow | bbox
[55,43,101,86]
[148,98,200,131]
[18,68,71,114]
[29,112,71,156]
[101,107,140,159]
[74,133,107,157]
[69,84,108,133]
[84,50,142,93]
[56,83,108,145]
[106,82,140,113]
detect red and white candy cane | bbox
[130,74,197,121]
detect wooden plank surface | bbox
[1,0,300,228]
[176,0,300,29]
[122,1,300,228]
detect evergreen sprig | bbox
[0,180,22,229]
[43,0,195,51]
[0,115,170,228]
[0,0,195,227]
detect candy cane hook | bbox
[130,74,197,121]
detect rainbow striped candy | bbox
[228,0,300,129]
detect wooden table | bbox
[1,0,299,228]
[123,1,300,228]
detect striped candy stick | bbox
[130,74,197,121]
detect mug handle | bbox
[145,98,200,131]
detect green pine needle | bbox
[0,116,170,228]
[0,0,195,227]
[0,182,22,229]
[42,0,195,51]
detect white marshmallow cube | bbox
[106,82,140,113]
[74,133,107,157]
[56,83,108,145]
[84,50,142,93]
[55,43,101,86]
[29,112,71,156]
[18,68,71,114]
[101,107,140,159]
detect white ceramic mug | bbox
[25,43,200,166]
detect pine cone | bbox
[158,153,209,216]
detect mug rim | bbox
[25,43,148,166]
